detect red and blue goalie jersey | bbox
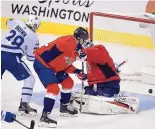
[86,45,120,85]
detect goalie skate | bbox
[18,102,37,116]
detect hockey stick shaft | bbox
[80,62,85,112]
[14,119,35,129]
[116,60,127,72]
[14,119,29,129]
[117,60,127,68]
[117,60,141,77]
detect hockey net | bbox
[89,12,155,85]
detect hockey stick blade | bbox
[30,120,35,129]
[14,119,35,129]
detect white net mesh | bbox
[90,13,155,49]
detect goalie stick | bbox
[116,60,141,76]
[14,119,35,129]
[116,60,142,82]
[116,59,128,70]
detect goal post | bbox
[89,12,155,49]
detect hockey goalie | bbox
[71,41,139,115]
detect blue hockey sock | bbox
[60,92,71,104]
[43,97,55,113]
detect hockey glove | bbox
[74,69,87,81]
[1,111,16,123]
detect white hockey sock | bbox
[22,75,35,103]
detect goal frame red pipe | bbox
[89,12,155,41]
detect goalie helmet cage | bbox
[89,12,155,49]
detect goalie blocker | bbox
[71,92,139,114]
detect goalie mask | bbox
[82,40,94,48]
[26,15,41,32]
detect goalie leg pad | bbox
[87,96,139,114]
[71,92,139,114]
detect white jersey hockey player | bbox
[1,16,41,115]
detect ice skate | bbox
[60,103,78,117]
[18,102,37,116]
[38,111,57,128]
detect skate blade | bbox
[60,113,78,117]
[17,111,37,116]
[38,121,57,128]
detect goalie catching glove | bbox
[74,69,87,81]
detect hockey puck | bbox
[30,120,35,129]
[148,89,153,94]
